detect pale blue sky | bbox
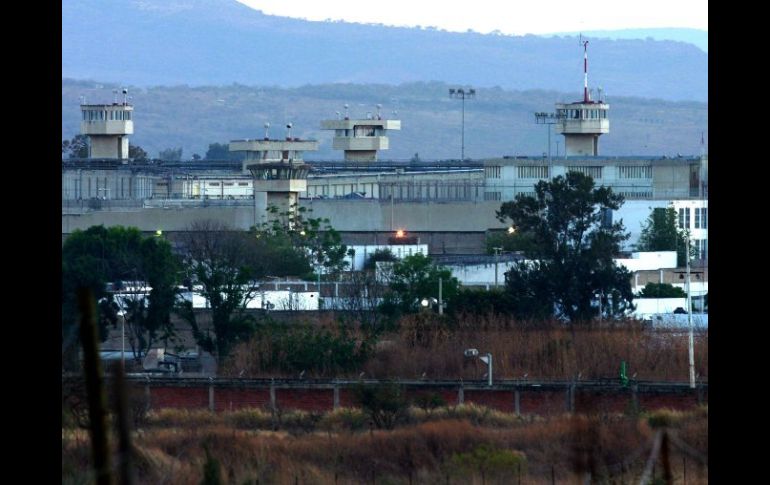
[237,0,707,36]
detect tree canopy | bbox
[635,207,692,266]
[496,172,634,321]
[62,225,179,366]
[61,134,89,158]
[380,253,459,318]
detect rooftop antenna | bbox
[580,35,590,102]
[264,121,270,140]
[285,122,293,140]
[343,103,349,120]
[376,103,382,120]
[122,88,128,105]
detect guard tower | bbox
[229,123,319,221]
[320,104,401,161]
[80,89,134,159]
[555,40,609,156]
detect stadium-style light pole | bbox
[449,87,476,160]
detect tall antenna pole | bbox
[582,39,590,102]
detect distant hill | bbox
[62,0,707,102]
[548,28,708,53]
[62,79,708,160]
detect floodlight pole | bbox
[486,353,493,387]
[449,87,475,160]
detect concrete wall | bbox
[111,378,706,415]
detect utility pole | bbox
[493,247,503,288]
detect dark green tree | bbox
[496,172,634,321]
[62,226,179,367]
[635,207,693,266]
[354,382,408,430]
[128,145,149,161]
[363,248,398,270]
[62,134,89,158]
[380,253,459,317]
[204,143,231,160]
[637,283,687,298]
[158,147,183,161]
[176,220,262,363]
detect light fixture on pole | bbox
[117,308,127,367]
[449,87,476,160]
[464,348,493,386]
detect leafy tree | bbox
[128,145,149,161]
[176,220,262,362]
[635,207,693,266]
[380,253,459,317]
[637,282,686,298]
[363,248,398,270]
[62,134,89,158]
[158,147,183,161]
[62,226,179,367]
[204,142,231,160]
[496,172,634,322]
[354,382,409,430]
[259,205,352,278]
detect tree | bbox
[62,134,89,158]
[158,147,183,161]
[496,172,634,322]
[176,220,262,363]
[635,207,693,266]
[637,283,686,298]
[204,142,230,160]
[380,253,459,317]
[62,226,179,367]
[128,145,149,161]
[363,248,398,270]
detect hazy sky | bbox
[236,0,707,35]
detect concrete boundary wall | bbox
[95,377,707,415]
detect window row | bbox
[618,166,652,179]
[557,108,608,120]
[678,207,708,229]
[517,166,550,179]
[567,166,602,179]
[485,166,501,179]
[82,109,132,121]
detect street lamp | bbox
[449,87,476,160]
[117,309,127,367]
[464,348,493,386]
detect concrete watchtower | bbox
[80,89,134,159]
[320,104,401,161]
[555,40,609,156]
[229,123,319,222]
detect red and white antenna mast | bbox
[581,36,590,102]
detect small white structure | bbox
[615,251,677,272]
[320,107,401,161]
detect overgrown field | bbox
[223,313,708,383]
[62,405,708,484]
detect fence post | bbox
[208,377,215,412]
[270,380,277,412]
[333,385,340,410]
[458,385,464,405]
[514,388,521,417]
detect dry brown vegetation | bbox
[62,405,708,484]
[223,312,708,382]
